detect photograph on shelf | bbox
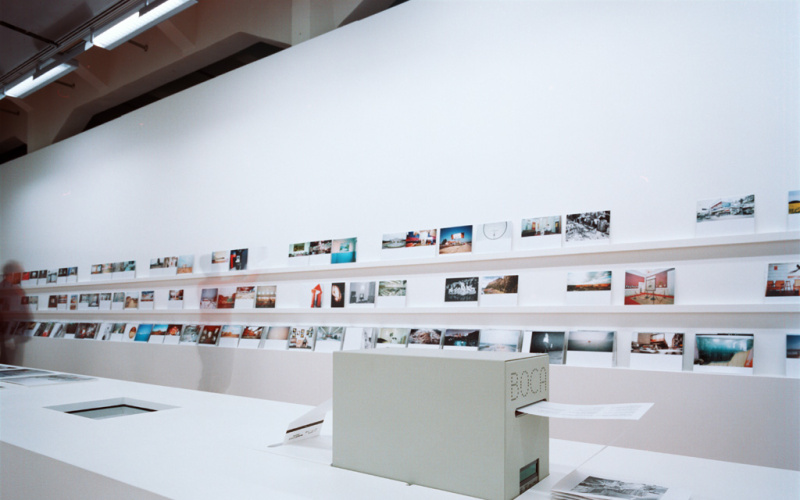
[408,328,442,349]
[407,229,437,247]
[149,256,177,276]
[315,326,346,352]
[212,251,227,265]
[234,286,256,309]
[177,255,194,274]
[478,330,521,352]
[179,324,201,344]
[789,190,800,230]
[140,290,155,310]
[149,324,169,344]
[349,281,376,307]
[217,286,236,309]
[47,295,57,309]
[376,279,406,308]
[439,225,473,255]
[479,275,518,307]
[696,194,755,236]
[630,332,684,371]
[230,248,248,271]
[38,322,59,338]
[37,270,48,285]
[694,333,753,374]
[342,327,376,350]
[47,270,58,284]
[168,289,184,309]
[96,323,113,341]
[381,232,407,249]
[624,268,675,305]
[565,211,611,244]
[200,288,218,309]
[529,331,566,364]
[381,229,436,260]
[133,324,153,343]
[198,325,222,346]
[566,270,612,305]
[125,292,139,310]
[376,327,409,348]
[567,330,615,367]
[473,221,512,253]
[310,283,324,308]
[787,334,800,378]
[57,267,68,284]
[167,324,183,339]
[111,292,125,310]
[764,263,800,299]
[68,266,78,282]
[121,323,138,342]
[218,325,244,348]
[238,326,264,349]
[332,237,357,264]
[78,293,91,311]
[288,242,310,266]
[29,322,46,337]
[263,326,291,350]
[88,293,99,309]
[288,326,315,350]
[90,264,103,280]
[444,277,479,305]
[309,240,332,265]
[99,292,112,311]
[331,282,346,308]
[520,216,562,250]
[256,285,277,309]
[442,329,480,351]
[60,322,76,339]
[108,323,127,342]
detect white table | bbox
[1,370,797,500]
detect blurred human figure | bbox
[1,261,31,365]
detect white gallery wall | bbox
[1,0,798,471]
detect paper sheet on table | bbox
[517,401,653,420]
[278,398,332,445]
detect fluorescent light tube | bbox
[92,0,197,50]
[4,61,79,99]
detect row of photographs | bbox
[6,191,797,288]
[3,320,798,375]
[0,365,94,387]
[7,261,798,313]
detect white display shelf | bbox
[10,231,799,292]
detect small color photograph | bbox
[439,225,473,254]
[198,325,222,345]
[565,211,610,242]
[790,190,800,214]
[332,237,357,264]
[241,326,264,340]
[408,328,442,345]
[125,293,139,309]
[220,325,243,338]
[289,242,310,258]
[788,334,800,359]
[330,282,345,308]
[217,288,236,309]
[631,333,683,355]
[288,327,315,349]
[267,326,290,340]
[200,288,218,309]
[382,232,407,249]
[310,240,332,255]
[236,286,255,300]
[140,291,154,303]
[444,277,479,302]
[256,285,277,308]
[169,289,184,301]
[478,330,520,352]
[166,324,182,336]
[317,326,345,342]
[567,331,615,352]
[405,229,437,247]
[694,334,753,367]
[442,329,479,347]
[696,194,754,222]
[113,292,125,303]
[521,216,561,237]
[377,328,409,345]
[624,268,675,305]
[566,270,612,292]
[180,325,201,343]
[134,324,153,342]
[177,255,194,274]
[378,280,407,296]
[765,263,800,297]
[212,251,227,264]
[151,324,169,336]
[480,275,518,295]
[230,249,248,270]
[529,332,566,364]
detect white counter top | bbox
[1,371,797,500]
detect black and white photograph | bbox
[568,475,669,500]
[315,326,345,352]
[408,328,442,348]
[179,324,201,344]
[565,211,611,243]
[382,232,407,249]
[310,240,332,255]
[444,277,479,303]
[474,220,513,253]
[349,281,376,306]
[379,280,407,296]
[567,330,615,367]
[529,331,566,364]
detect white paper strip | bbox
[517,401,653,420]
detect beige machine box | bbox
[332,349,549,500]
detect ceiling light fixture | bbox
[91,0,197,51]
[4,60,79,99]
